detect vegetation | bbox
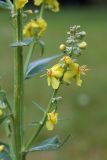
[0,5,107,160]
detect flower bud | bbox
[79,41,87,49]
[0,145,5,152]
[25,10,33,14]
[0,109,3,118]
[63,56,73,65]
[59,44,66,51]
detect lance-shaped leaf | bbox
[10,38,33,47]
[25,53,63,79]
[32,101,45,113]
[0,142,11,160]
[0,0,11,10]
[28,135,70,152]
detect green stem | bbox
[25,65,66,151]
[24,38,35,78]
[24,3,45,78]
[13,9,24,160]
[39,3,45,18]
[25,89,58,150]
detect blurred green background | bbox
[0,4,107,160]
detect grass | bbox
[0,5,107,160]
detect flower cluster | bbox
[47,56,85,90]
[60,25,87,56]
[46,26,89,131]
[34,0,60,12]
[23,18,47,37]
[15,0,59,38]
[15,0,59,11]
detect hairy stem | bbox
[13,9,24,160]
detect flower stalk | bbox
[13,9,24,160]
[25,89,58,151]
[24,38,35,77]
[0,0,89,160]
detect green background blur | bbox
[0,5,107,160]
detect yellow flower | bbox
[0,145,4,152]
[63,56,74,65]
[34,0,60,12]
[34,0,43,6]
[46,0,59,12]
[16,0,28,9]
[23,20,38,37]
[23,18,47,37]
[36,18,47,36]
[63,62,82,87]
[47,64,64,89]
[46,110,58,131]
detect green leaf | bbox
[0,142,11,160]
[0,0,11,10]
[25,53,63,79]
[6,0,14,10]
[32,101,45,113]
[10,38,33,47]
[28,135,70,152]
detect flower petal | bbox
[63,71,74,84]
[76,73,82,87]
[34,0,43,6]
[16,0,28,9]
[46,121,54,131]
[51,77,60,89]
[51,64,64,78]
[47,77,51,86]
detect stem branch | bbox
[24,38,35,78]
[25,89,58,150]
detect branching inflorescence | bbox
[0,0,89,160]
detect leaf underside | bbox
[10,38,33,47]
[25,53,63,79]
[0,0,11,10]
[28,135,70,152]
